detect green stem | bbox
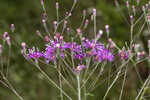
[77,74,81,100]
[34,62,72,100]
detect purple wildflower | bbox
[82,38,114,62]
[118,49,129,60]
[28,49,44,59]
[44,45,56,62]
[70,43,86,60]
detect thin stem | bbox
[94,15,96,40]
[34,61,72,100]
[77,74,81,100]
[103,68,121,100]
[81,63,99,88]
[88,62,106,91]
[119,65,127,100]
[54,0,77,34]
[3,76,24,100]
[58,60,63,100]
[6,45,11,77]
[135,75,150,100]
[130,23,134,48]
[102,60,129,100]
[83,85,87,100]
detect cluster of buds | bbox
[3,32,11,46]
[54,32,63,40]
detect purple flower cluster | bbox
[28,48,44,59]
[27,34,114,63]
[82,39,114,62]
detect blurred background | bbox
[0,0,150,100]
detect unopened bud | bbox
[56,2,59,9]
[66,27,70,33]
[93,8,96,16]
[130,15,133,20]
[44,35,50,42]
[132,5,136,14]
[64,20,67,28]
[36,30,42,37]
[0,44,2,54]
[6,36,11,46]
[126,1,129,8]
[10,24,15,32]
[105,25,109,37]
[84,19,89,29]
[53,21,57,29]
[76,28,82,34]
[60,36,63,40]
[142,6,145,11]
[21,42,26,49]
[148,40,150,47]
[136,0,139,5]
[3,32,8,39]
[40,0,44,5]
[42,19,46,23]
[97,30,103,38]
[83,10,86,16]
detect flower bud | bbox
[0,44,2,54]
[83,10,86,16]
[44,35,50,42]
[130,15,134,21]
[76,28,82,35]
[84,19,89,29]
[96,30,103,39]
[126,1,129,8]
[105,25,109,37]
[3,32,8,39]
[93,8,96,16]
[10,24,15,32]
[56,2,59,9]
[148,40,150,47]
[21,42,26,49]
[6,36,11,46]
[66,27,70,33]
[75,64,86,73]
[40,0,44,5]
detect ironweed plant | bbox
[1,0,150,100]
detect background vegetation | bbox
[0,0,150,100]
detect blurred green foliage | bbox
[0,0,150,100]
